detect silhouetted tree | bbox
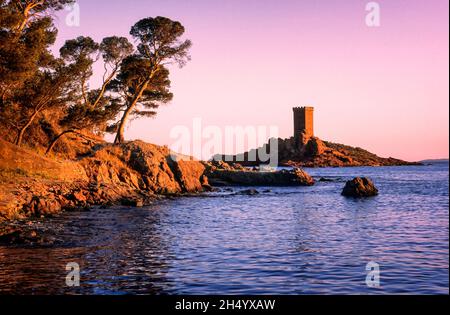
[108,56,174,141]
[45,36,133,154]
[93,36,133,108]
[1,8,192,153]
[112,16,192,144]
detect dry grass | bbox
[0,138,87,183]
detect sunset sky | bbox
[54,0,449,161]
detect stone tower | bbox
[293,106,314,139]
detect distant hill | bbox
[420,159,449,164]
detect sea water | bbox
[0,163,448,294]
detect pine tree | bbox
[112,16,192,144]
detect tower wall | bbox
[293,106,314,139]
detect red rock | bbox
[72,190,87,203]
[342,177,379,197]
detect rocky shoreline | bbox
[0,139,316,223]
[0,138,320,245]
[0,140,212,221]
[0,134,410,241]
[0,137,392,246]
[0,134,417,224]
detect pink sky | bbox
[54,0,449,161]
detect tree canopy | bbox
[112,16,192,144]
[0,3,191,156]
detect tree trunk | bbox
[114,79,151,144]
[16,4,32,32]
[45,130,75,155]
[15,109,39,146]
[16,2,43,32]
[92,68,118,108]
[114,105,133,144]
[46,129,101,156]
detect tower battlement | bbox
[293,106,314,141]
[293,106,314,111]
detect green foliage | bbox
[55,36,133,132]
[130,16,192,68]
[0,1,65,145]
[110,55,173,115]
[100,36,134,66]
[0,3,191,155]
[111,16,192,143]
[0,0,74,94]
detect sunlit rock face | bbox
[0,140,210,221]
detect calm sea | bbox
[0,163,448,294]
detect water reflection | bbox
[0,164,448,294]
[0,206,174,294]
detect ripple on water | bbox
[0,164,448,294]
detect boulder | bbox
[304,137,327,157]
[121,198,144,207]
[292,169,315,186]
[28,196,62,216]
[342,177,379,197]
[238,189,260,195]
[203,160,245,172]
[206,168,315,187]
[172,159,206,192]
[69,190,87,203]
[0,226,57,246]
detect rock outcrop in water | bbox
[215,135,421,168]
[0,138,318,221]
[204,164,315,187]
[216,107,421,168]
[341,177,379,197]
